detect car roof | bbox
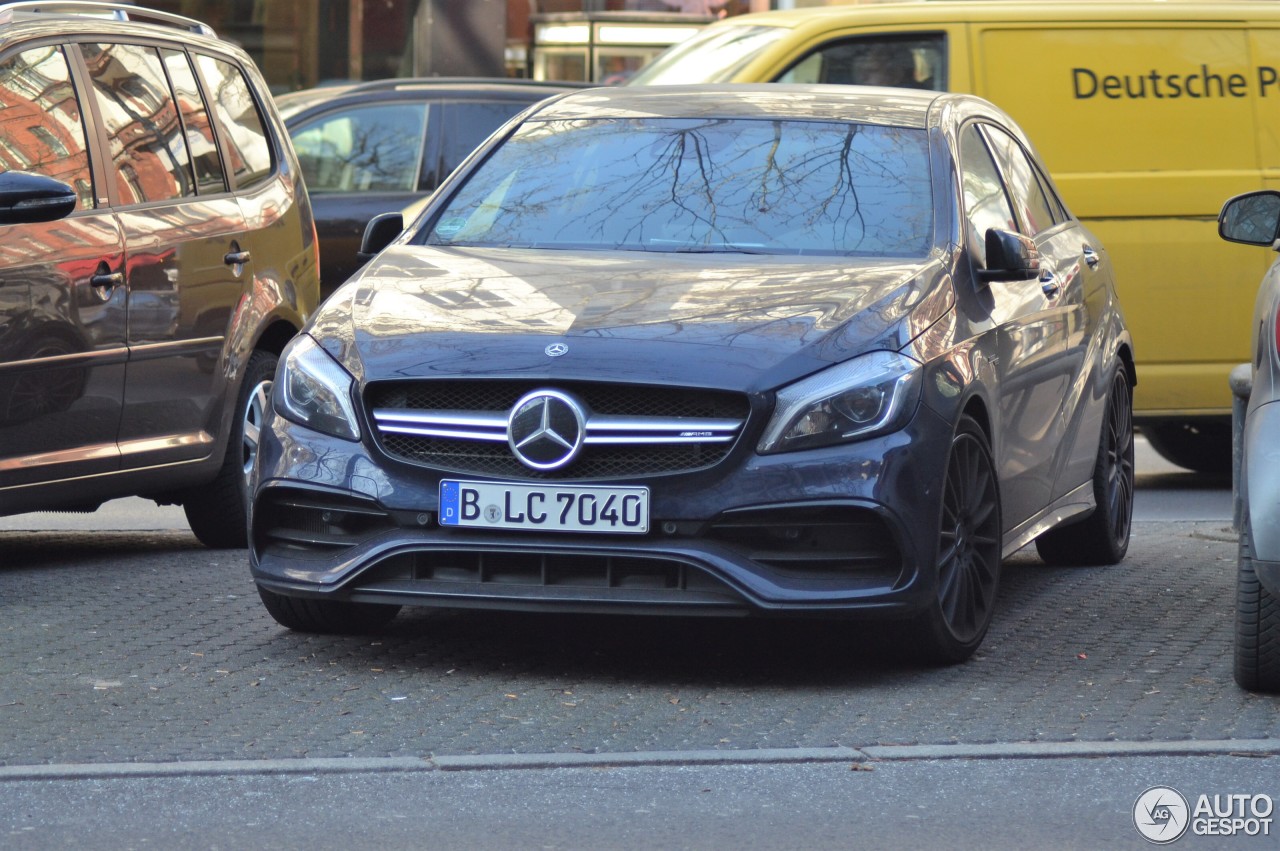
[0,1,219,40]
[525,84,946,129]
[276,77,586,122]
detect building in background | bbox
[141,0,849,93]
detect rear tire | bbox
[184,350,277,548]
[257,586,401,634]
[1036,368,1134,566]
[1235,512,1280,693]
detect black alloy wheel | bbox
[1035,368,1134,566]
[918,414,1002,663]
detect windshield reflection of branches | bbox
[430,118,932,257]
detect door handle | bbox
[1082,244,1100,269]
[224,250,251,266]
[90,271,123,289]
[1039,270,1060,298]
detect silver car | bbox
[1218,190,1280,693]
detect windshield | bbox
[627,25,789,86]
[422,116,934,258]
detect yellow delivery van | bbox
[632,1,1280,472]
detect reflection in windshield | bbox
[424,117,933,258]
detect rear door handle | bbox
[90,271,123,288]
[1082,244,1100,269]
[224,250,251,265]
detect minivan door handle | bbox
[1082,244,1101,269]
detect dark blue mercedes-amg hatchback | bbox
[249,84,1135,663]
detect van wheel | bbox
[257,586,401,634]
[916,415,1002,664]
[1036,369,1134,566]
[1142,420,1231,474]
[184,350,276,548]
[1235,512,1280,693]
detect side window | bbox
[777,34,946,91]
[960,123,1016,267]
[981,125,1059,236]
[194,54,272,191]
[80,42,193,205]
[437,100,527,185]
[292,102,426,192]
[0,45,94,210]
[161,48,225,195]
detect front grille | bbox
[366,380,750,480]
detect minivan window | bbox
[195,54,272,190]
[777,34,946,90]
[425,117,934,257]
[161,48,226,195]
[81,43,194,205]
[0,46,94,210]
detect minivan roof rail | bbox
[0,2,216,37]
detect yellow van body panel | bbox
[689,1,1280,420]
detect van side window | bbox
[959,123,1016,267]
[777,34,945,90]
[981,125,1058,235]
[194,54,273,191]
[0,46,94,210]
[80,43,194,205]
[161,49,226,196]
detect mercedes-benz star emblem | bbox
[545,343,568,357]
[508,390,586,471]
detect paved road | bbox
[0,437,1272,848]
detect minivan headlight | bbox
[274,334,361,441]
[758,351,922,454]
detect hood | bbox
[310,246,952,392]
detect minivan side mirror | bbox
[358,212,405,262]
[1219,190,1280,249]
[977,228,1040,284]
[0,171,77,225]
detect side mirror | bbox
[977,228,1040,284]
[0,172,77,225]
[358,212,404,262]
[1219,190,1280,248]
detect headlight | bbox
[274,334,361,441]
[758,351,922,454]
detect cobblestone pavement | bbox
[1,519,1276,766]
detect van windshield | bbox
[628,25,788,86]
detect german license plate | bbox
[439,480,649,534]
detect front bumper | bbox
[250,405,952,618]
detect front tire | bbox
[184,350,276,548]
[1035,368,1134,566]
[1235,513,1280,693]
[257,586,401,634]
[917,414,1002,664]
